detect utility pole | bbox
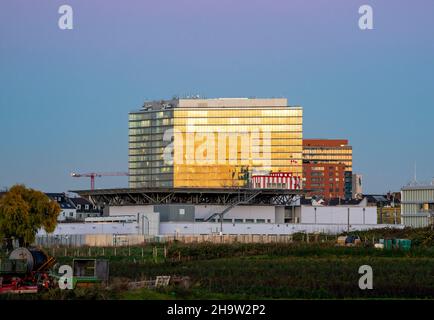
[314,207,317,224]
[379,201,383,224]
[220,214,223,236]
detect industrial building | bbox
[48,187,384,238]
[401,183,434,227]
[129,97,303,188]
[302,139,353,199]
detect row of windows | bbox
[130,109,302,121]
[303,149,352,154]
[129,141,171,149]
[129,168,173,175]
[173,125,303,132]
[129,174,173,181]
[307,178,342,183]
[129,134,166,142]
[173,117,302,125]
[129,111,173,120]
[174,109,302,117]
[130,156,300,164]
[130,148,303,156]
[129,140,302,148]
[129,119,173,127]
[305,172,341,177]
[130,143,303,149]
[129,160,167,167]
[130,159,302,167]
[129,132,303,142]
[129,164,303,172]
[129,148,165,155]
[129,126,173,135]
[304,155,351,160]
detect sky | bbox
[0,0,434,194]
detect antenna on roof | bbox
[414,161,417,183]
[410,161,418,186]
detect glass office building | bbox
[129,98,303,188]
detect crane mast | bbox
[70,172,128,190]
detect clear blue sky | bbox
[1,0,433,193]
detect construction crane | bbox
[70,172,129,190]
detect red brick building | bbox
[303,139,353,200]
[303,162,346,199]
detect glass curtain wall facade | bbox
[129,98,303,188]
[129,108,175,187]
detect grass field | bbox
[36,243,434,299]
[2,228,434,300]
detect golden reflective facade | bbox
[129,98,303,188]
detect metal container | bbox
[9,247,49,272]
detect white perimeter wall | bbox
[300,206,377,224]
[159,222,392,235]
[37,222,138,236]
[38,221,399,236]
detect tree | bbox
[0,184,60,249]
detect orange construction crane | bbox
[70,172,129,190]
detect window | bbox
[234,219,243,223]
[179,208,185,215]
[69,212,73,217]
[77,204,81,210]
[256,219,266,223]
[85,205,89,210]
[245,219,254,223]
